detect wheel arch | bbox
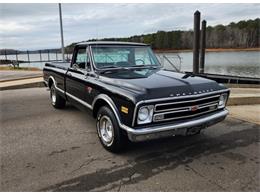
[92,94,122,126]
[48,76,56,89]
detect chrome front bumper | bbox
[121,109,228,142]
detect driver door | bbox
[65,46,89,108]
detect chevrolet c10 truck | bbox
[43,41,230,152]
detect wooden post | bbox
[39,50,42,62]
[27,50,30,63]
[193,10,200,74]
[48,50,50,61]
[15,50,18,62]
[200,20,206,73]
[4,49,7,60]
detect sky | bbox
[0,3,259,50]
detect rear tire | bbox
[50,84,66,109]
[96,106,128,153]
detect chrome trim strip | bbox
[56,87,65,94]
[48,76,65,94]
[49,75,92,109]
[153,102,219,122]
[131,89,229,126]
[48,76,123,128]
[49,76,121,125]
[48,76,55,87]
[123,109,228,135]
[153,107,218,122]
[157,108,191,115]
[132,105,139,126]
[155,100,219,114]
[44,66,68,73]
[154,95,220,112]
[87,46,94,72]
[66,92,92,109]
[198,102,218,109]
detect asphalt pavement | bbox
[0,88,259,191]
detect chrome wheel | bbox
[97,115,114,146]
[51,86,56,105]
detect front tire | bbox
[50,84,66,109]
[96,106,128,152]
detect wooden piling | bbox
[193,10,200,74]
[200,20,206,73]
[15,50,18,62]
[47,50,50,61]
[4,49,7,61]
[39,50,42,62]
[27,50,30,63]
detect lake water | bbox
[1,50,259,78]
[158,51,260,78]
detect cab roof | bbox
[76,41,149,47]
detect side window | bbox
[75,48,88,69]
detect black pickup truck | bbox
[43,41,229,152]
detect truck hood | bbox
[99,69,226,101]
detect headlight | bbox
[138,107,149,121]
[218,94,228,108]
[137,105,154,124]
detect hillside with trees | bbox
[66,18,260,53]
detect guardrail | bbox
[0,49,72,66]
[157,53,182,72]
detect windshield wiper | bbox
[128,65,160,69]
[99,65,160,74]
[101,65,119,69]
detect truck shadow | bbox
[41,118,259,192]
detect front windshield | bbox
[91,45,160,69]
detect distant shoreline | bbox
[1,47,259,55]
[154,47,260,53]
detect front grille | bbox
[153,95,220,122]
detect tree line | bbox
[1,18,258,55]
[66,18,259,52]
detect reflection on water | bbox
[1,51,259,78]
[205,65,260,78]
